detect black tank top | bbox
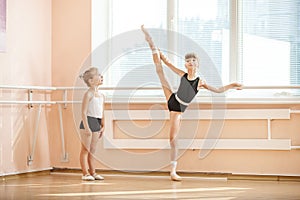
[176,73,199,103]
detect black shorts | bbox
[167,93,188,113]
[80,116,102,132]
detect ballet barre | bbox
[2,84,300,105]
[0,101,55,165]
[2,84,300,107]
[0,85,56,90]
[0,101,55,104]
[1,84,300,90]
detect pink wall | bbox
[50,0,91,169]
[0,0,52,175]
[52,0,91,87]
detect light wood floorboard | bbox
[1,172,300,199]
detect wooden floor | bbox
[1,172,300,200]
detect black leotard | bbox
[167,73,199,112]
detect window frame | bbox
[91,0,300,102]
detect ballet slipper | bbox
[141,25,154,45]
[170,172,182,181]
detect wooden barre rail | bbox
[1,84,300,105]
[1,85,300,90]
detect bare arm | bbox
[99,93,105,138]
[81,91,93,135]
[199,80,243,93]
[159,50,185,77]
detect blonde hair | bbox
[79,67,99,87]
[185,52,199,62]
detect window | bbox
[177,0,230,86]
[92,0,300,98]
[239,0,300,86]
[108,0,167,91]
[92,0,167,97]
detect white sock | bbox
[152,49,159,55]
[170,161,177,174]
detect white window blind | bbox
[177,0,230,86]
[239,0,300,86]
[105,0,167,94]
[107,0,231,91]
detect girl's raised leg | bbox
[141,25,172,100]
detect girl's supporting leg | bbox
[169,111,182,181]
[80,146,89,176]
[88,132,101,176]
[79,130,92,176]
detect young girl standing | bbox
[79,67,105,181]
[141,25,242,181]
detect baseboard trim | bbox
[2,167,299,182]
[51,168,300,182]
[0,168,53,180]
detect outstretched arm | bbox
[159,51,185,77]
[99,93,105,138]
[199,80,243,93]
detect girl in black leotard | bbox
[141,25,242,181]
[168,72,200,112]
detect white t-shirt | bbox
[87,91,104,118]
